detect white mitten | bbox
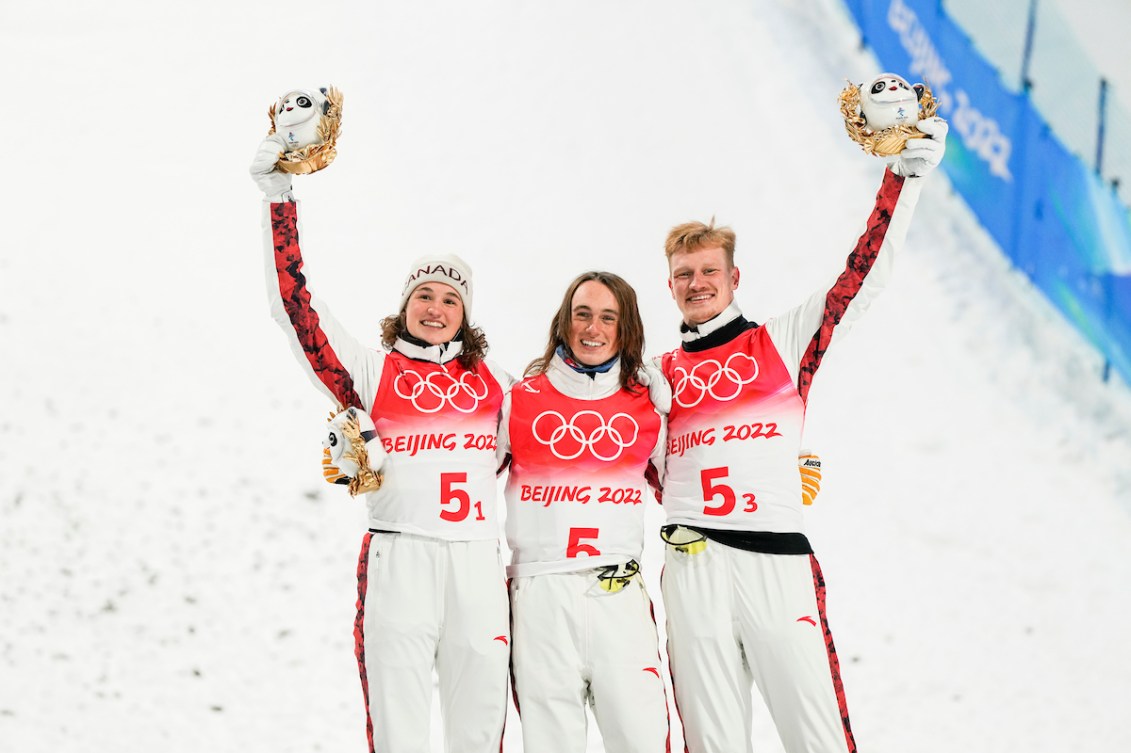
[889,116,948,178]
[249,134,294,201]
[635,362,672,414]
[323,407,387,478]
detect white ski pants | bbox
[509,569,670,753]
[354,532,510,753]
[661,541,856,753]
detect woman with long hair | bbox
[498,270,671,752]
[251,132,510,752]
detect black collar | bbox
[682,315,757,352]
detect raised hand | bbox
[249,133,294,201]
[889,116,948,178]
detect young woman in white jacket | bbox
[251,134,511,753]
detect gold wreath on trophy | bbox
[839,74,937,157]
[336,409,383,496]
[267,86,344,174]
[323,407,383,496]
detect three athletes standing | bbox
[251,101,948,751]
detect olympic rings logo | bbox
[531,410,640,461]
[672,353,759,408]
[394,369,489,414]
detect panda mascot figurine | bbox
[266,86,344,174]
[839,73,936,156]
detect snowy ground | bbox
[3,0,1131,751]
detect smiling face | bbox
[403,282,465,345]
[668,245,740,326]
[568,280,620,366]
[275,91,318,128]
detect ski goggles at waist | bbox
[660,524,707,554]
[595,559,640,593]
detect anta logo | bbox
[406,264,470,293]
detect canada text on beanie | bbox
[399,254,474,318]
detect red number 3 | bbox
[700,467,756,515]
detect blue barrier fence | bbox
[840,0,1131,384]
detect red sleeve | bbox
[796,171,906,404]
[270,202,363,409]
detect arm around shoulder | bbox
[635,362,672,415]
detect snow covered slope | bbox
[2,0,1130,751]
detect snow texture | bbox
[2,0,1130,751]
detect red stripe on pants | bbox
[355,532,375,753]
[809,554,857,753]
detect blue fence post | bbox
[1096,78,1109,176]
[839,0,1131,387]
[1103,274,1113,382]
[1021,0,1039,91]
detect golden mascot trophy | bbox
[323,406,385,496]
[266,86,344,174]
[839,73,937,157]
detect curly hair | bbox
[379,311,488,370]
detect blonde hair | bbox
[664,218,736,267]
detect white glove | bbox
[635,362,672,414]
[889,116,948,178]
[249,134,294,201]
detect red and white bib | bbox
[367,351,504,540]
[505,374,662,575]
[661,327,806,533]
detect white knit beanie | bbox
[399,254,474,318]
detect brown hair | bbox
[524,271,645,392]
[379,311,489,370]
[664,218,737,267]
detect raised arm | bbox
[765,117,947,404]
[251,137,385,411]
